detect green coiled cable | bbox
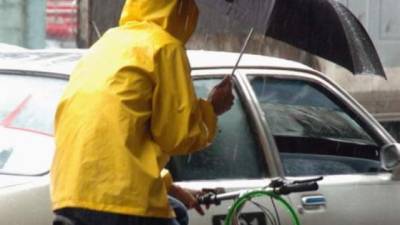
[224,190,300,225]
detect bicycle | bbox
[197,176,323,225]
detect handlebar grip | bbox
[278,182,319,195]
[197,193,221,205]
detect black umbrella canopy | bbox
[195,0,386,78]
[195,0,275,34]
[266,0,386,78]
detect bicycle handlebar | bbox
[197,192,221,205]
[197,177,322,205]
[275,181,319,195]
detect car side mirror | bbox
[381,143,400,179]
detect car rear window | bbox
[0,73,67,175]
[0,74,66,135]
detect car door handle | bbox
[301,195,326,207]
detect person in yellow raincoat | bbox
[50,0,234,225]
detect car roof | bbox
[187,50,311,70]
[0,49,84,76]
[0,48,314,76]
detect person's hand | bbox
[169,185,206,215]
[207,76,235,116]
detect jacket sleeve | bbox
[151,43,217,155]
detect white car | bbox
[0,49,400,225]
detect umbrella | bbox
[266,0,385,78]
[195,0,386,78]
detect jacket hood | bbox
[119,0,199,43]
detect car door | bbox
[244,70,400,225]
[168,73,287,225]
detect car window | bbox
[0,74,67,175]
[167,78,267,181]
[0,74,66,134]
[248,76,381,176]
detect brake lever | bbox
[268,178,286,189]
[292,176,323,184]
[267,176,323,194]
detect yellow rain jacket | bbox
[51,0,217,218]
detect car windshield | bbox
[0,73,66,175]
[249,76,376,144]
[249,75,381,176]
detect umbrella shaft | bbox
[231,27,254,77]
